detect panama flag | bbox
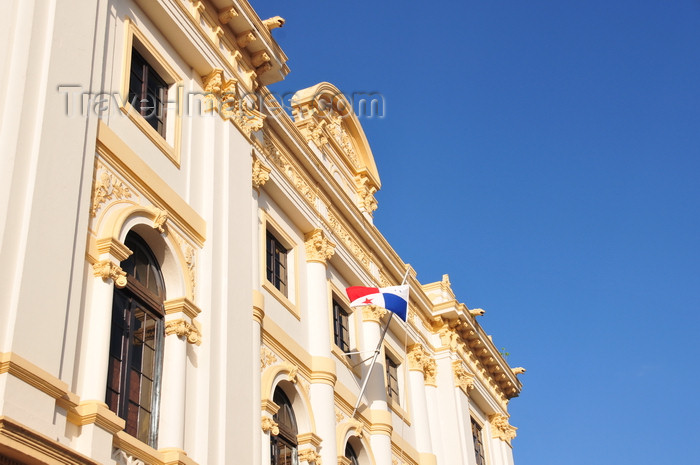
[346,285,409,321]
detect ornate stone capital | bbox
[361,305,387,323]
[164,319,202,346]
[304,229,336,264]
[407,344,427,372]
[299,449,321,464]
[453,361,475,393]
[261,416,279,436]
[93,260,127,288]
[489,413,517,443]
[252,153,271,190]
[423,357,437,386]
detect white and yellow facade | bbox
[0,1,523,464]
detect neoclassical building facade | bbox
[0,1,523,465]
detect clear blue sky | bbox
[253,1,700,463]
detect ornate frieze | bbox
[327,114,360,168]
[299,118,329,147]
[252,153,272,190]
[93,260,127,288]
[489,413,517,443]
[326,209,370,269]
[261,347,277,371]
[361,305,387,323]
[453,361,475,393]
[261,416,279,436]
[304,229,336,264]
[91,166,133,217]
[164,319,202,345]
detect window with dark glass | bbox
[271,388,298,465]
[471,417,487,465]
[385,354,399,402]
[129,48,168,136]
[345,443,359,465]
[106,232,165,447]
[266,231,288,296]
[332,299,350,353]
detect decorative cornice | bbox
[489,413,517,443]
[93,260,127,288]
[252,153,272,190]
[261,416,279,436]
[217,7,238,24]
[361,305,387,323]
[95,237,133,262]
[164,319,202,345]
[0,352,75,403]
[304,229,336,264]
[452,361,475,393]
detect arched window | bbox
[345,443,359,465]
[105,232,165,447]
[271,387,298,465]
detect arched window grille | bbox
[271,387,298,465]
[345,442,360,465]
[105,232,165,447]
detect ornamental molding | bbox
[299,118,328,147]
[407,344,427,372]
[304,229,336,264]
[91,165,133,217]
[93,260,127,288]
[361,305,387,323]
[112,448,144,465]
[452,361,475,393]
[262,133,318,205]
[252,153,272,190]
[354,174,378,216]
[171,231,197,301]
[261,347,278,371]
[424,357,437,386]
[327,114,360,168]
[201,70,265,137]
[299,449,322,465]
[489,413,517,443]
[164,319,202,345]
[151,208,168,234]
[261,416,279,436]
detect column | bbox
[360,306,392,465]
[159,298,202,451]
[489,414,517,465]
[424,360,445,465]
[304,229,336,465]
[406,344,436,465]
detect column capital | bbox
[93,260,127,288]
[452,360,474,393]
[489,413,517,443]
[164,318,202,345]
[304,229,336,264]
[361,305,387,323]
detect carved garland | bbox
[91,165,134,217]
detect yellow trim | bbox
[253,289,265,324]
[114,431,200,465]
[0,352,77,405]
[260,210,300,319]
[0,416,100,465]
[120,17,182,167]
[382,344,412,425]
[260,363,318,434]
[96,120,206,245]
[391,432,420,465]
[65,401,125,434]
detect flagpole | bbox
[351,311,393,417]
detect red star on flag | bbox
[362,298,373,304]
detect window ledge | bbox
[120,103,180,167]
[263,280,300,320]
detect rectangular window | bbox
[332,299,350,353]
[129,49,168,137]
[385,354,400,402]
[266,231,288,296]
[471,417,487,465]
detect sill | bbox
[388,396,411,426]
[121,103,180,167]
[263,280,300,320]
[331,344,362,378]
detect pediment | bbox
[291,82,381,216]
